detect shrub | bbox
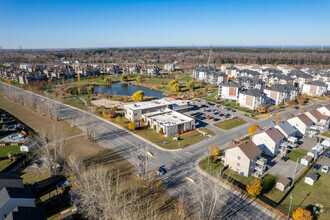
[128,121,136,130]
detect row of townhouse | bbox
[224,104,330,177]
[193,65,228,85]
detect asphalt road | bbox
[1,82,326,219]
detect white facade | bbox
[251,129,284,157]
[287,116,313,137]
[238,93,263,110]
[302,84,327,97]
[164,63,175,72]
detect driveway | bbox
[265,155,306,179]
[298,137,318,151]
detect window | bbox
[237,156,241,160]
[237,163,240,166]
[134,113,137,116]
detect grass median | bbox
[214,117,247,130]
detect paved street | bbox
[1,82,327,219]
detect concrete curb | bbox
[194,156,281,220]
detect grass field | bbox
[287,148,308,162]
[198,127,216,136]
[135,125,207,149]
[214,117,247,130]
[277,172,330,220]
[322,131,330,137]
[0,145,25,171]
[0,95,184,219]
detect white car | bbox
[321,166,329,174]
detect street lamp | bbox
[287,193,293,220]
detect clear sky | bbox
[0,0,330,49]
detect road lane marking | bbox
[218,199,249,220]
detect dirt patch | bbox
[91,98,125,109]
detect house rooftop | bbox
[148,109,194,127]
[227,139,261,160]
[297,114,314,126]
[275,121,297,135]
[240,89,264,97]
[0,173,22,180]
[309,109,329,121]
[264,127,285,143]
[5,206,47,220]
[306,80,327,87]
[306,172,319,180]
[124,99,172,111]
[277,177,291,186]
[0,187,35,207]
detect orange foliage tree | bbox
[248,124,260,135]
[292,207,312,220]
[246,178,262,197]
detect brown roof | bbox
[309,109,329,121]
[302,155,313,162]
[265,127,285,143]
[277,177,291,186]
[227,140,261,160]
[297,114,313,126]
[325,104,330,111]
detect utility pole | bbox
[291,157,299,187]
[287,193,293,220]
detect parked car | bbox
[219,113,224,116]
[281,156,289,162]
[294,106,299,109]
[213,118,220,121]
[270,113,275,116]
[313,164,321,171]
[321,166,329,174]
[157,167,167,175]
[325,151,330,158]
[207,116,213,120]
[232,109,236,112]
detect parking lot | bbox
[184,99,251,129]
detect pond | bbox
[94,83,165,98]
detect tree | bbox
[120,73,128,82]
[104,76,111,84]
[297,93,307,105]
[87,85,94,95]
[128,121,136,130]
[168,79,178,87]
[274,115,283,123]
[248,124,260,135]
[246,178,262,197]
[292,207,313,220]
[116,116,122,123]
[136,75,143,82]
[207,143,220,156]
[186,80,195,90]
[132,90,144,101]
[171,83,180,92]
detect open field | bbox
[287,148,308,162]
[214,117,247,130]
[0,96,182,219]
[277,172,330,220]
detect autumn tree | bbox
[77,73,81,82]
[186,80,195,90]
[104,76,111,84]
[246,178,262,197]
[87,85,94,95]
[120,73,128,82]
[248,124,260,135]
[171,83,180,92]
[292,207,313,220]
[136,75,143,82]
[116,116,122,123]
[168,79,178,87]
[297,93,307,105]
[207,143,220,156]
[132,90,144,101]
[273,115,283,123]
[128,121,136,130]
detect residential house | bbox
[304,172,319,186]
[301,155,314,166]
[276,177,291,191]
[252,127,285,157]
[264,84,298,106]
[0,174,24,191]
[288,70,314,87]
[317,104,330,117]
[218,81,240,101]
[4,206,46,220]
[287,114,314,137]
[225,66,239,78]
[193,65,216,82]
[0,187,36,220]
[220,64,231,72]
[274,121,297,139]
[305,109,330,131]
[124,63,141,74]
[236,77,265,91]
[164,63,175,72]
[140,65,160,76]
[302,80,327,97]
[238,89,265,110]
[224,140,262,177]
[238,69,261,79]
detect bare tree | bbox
[82,112,98,141]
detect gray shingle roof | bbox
[306,172,319,181]
[0,187,35,207]
[306,80,326,87]
[240,89,264,97]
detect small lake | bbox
[94,83,165,98]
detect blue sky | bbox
[0,0,330,49]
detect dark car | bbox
[313,164,321,171]
[232,109,236,112]
[294,106,299,109]
[325,151,330,158]
[157,167,167,175]
[281,156,289,162]
[213,118,220,121]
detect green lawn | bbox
[0,145,25,171]
[287,148,308,162]
[214,118,247,130]
[205,90,218,101]
[63,97,86,110]
[322,131,330,137]
[135,125,207,149]
[277,172,330,220]
[198,127,216,136]
[261,175,287,203]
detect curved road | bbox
[1,82,325,219]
